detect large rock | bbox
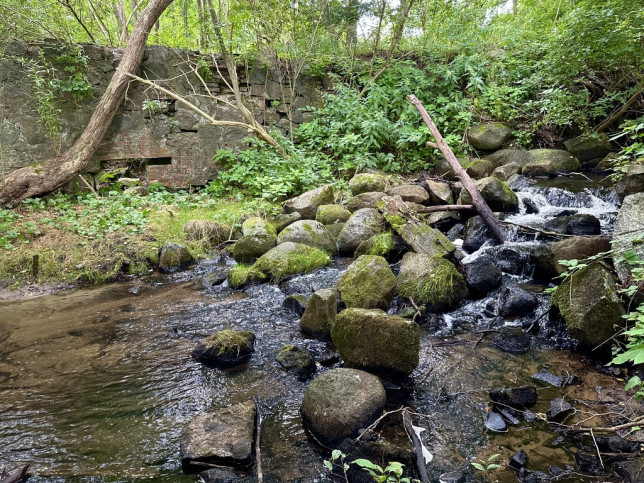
[337,208,387,254]
[241,217,277,237]
[564,133,611,163]
[268,212,301,233]
[462,215,495,252]
[300,368,386,444]
[467,122,512,151]
[492,162,520,181]
[466,158,495,179]
[615,164,644,200]
[551,263,625,349]
[522,150,581,176]
[397,253,468,311]
[158,243,194,273]
[464,257,502,298]
[315,204,351,225]
[180,401,256,471]
[276,220,336,255]
[354,232,401,259]
[498,285,538,317]
[613,193,644,284]
[331,309,420,376]
[394,222,456,259]
[544,214,601,236]
[386,184,430,204]
[300,288,338,339]
[283,185,334,219]
[192,329,256,366]
[233,217,277,263]
[346,191,387,212]
[253,242,331,282]
[485,148,532,168]
[336,255,397,310]
[183,220,230,245]
[349,173,389,195]
[424,179,454,204]
[458,177,519,212]
[532,236,611,280]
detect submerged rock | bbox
[315,204,351,225]
[276,345,316,379]
[493,331,531,354]
[158,243,194,273]
[299,288,338,339]
[551,263,624,350]
[192,329,256,366]
[458,177,519,212]
[300,368,386,444]
[489,386,538,409]
[276,220,336,255]
[253,242,331,282]
[284,185,334,219]
[336,255,397,310]
[546,398,574,422]
[180,401,256,472]
[337,439,415,483]
[467,122,512,151]
[397,253,468,311]
[349,173,389,195]
[331,308,420,377]
[337,208,387,254]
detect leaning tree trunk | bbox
[0,0,175,207]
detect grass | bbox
[0,189,279,289]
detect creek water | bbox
[0,175,632,482]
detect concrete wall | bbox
[0,41,330,187]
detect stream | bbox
[0,175,632,482]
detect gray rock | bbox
[349,173,389,195]
[241,217,277,237]
[485,148,532,168]
[324,223,345,239]
[462,215,494,252]
[253,242,331,282]
[424,179,454,204]
[268,212,301,233]
[391,221,456,259]
[276,220,336,255]
[284,185,334,219]
[180,401,256,471]
[464,257,502,298]
[458,177,519,212]
[386,184,430,204]
[498,284,538,317]
[532,369,564,387]
[492,162,520,181]
[192,329,255,366]
[158,243,194,273]
[484,411,507,432]
[282,294,310,316]
[466,158,495,179]
[564,133,611,163]
[489,386,538,409]
[232,234,276,264]
[531,236,611,281]
[613,193,644,284]
[202,266,230,287]
[300,368,386,444]
[275,345,316,379]
[546,398,573,422]
[397,252,468,311]
[467,123,512,151]
[544,214,601,236]
[346,191,387,212]
[300,288,338,339]
[331,309,420,377]
[522,149,581,176]
[337,208,387,254]
[616,164,644,200]
[315,204,351,225]
[337,255,397,310]
[551,263,625,349]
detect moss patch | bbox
[355,231,396,257]
[253,242,331,282]
[337,255,397,310]
[228,264,266,288]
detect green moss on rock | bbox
[315,204,352,225]
[349,173,389,196]
[355,232,396,258]
[228,263,266,288]
[337,255,396,310]
[253,242,331,282]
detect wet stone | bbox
[489,386,538,409]
[438,470,466,483]
[574,452,604,476]
[158,243,194,273]
[498,284,538,318]
[532,368,564,387]
[463,257,502,298]
[612,455,644,482]
[275,345,316,380]
[546,398,573,422]
[492,246,531,276]
[523,197,540,214]
[282,294,309,316]
[192,330,256,367]
[493,332,531,355]
[484,410,507,432]
[202,266,230,288]
[509,449,528,471]
[198,467,240,483]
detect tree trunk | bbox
[0,0,175,207]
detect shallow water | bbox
[0,176,633,482]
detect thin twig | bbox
[590,428,604,468]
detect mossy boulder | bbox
[458,177,519,212]
[346,191,387,212]
[275,345,316,380]
[397,253,468,311]
[531,236,611,281]
[466,158,495,179]
[337,208,387,254]
[467,122,512,151]
[158,243,195,273]
[232,234,277,264]
[268,212,301,233]
[386,184,430,204]
[284,184,334,219]
[395,222,456,259]
[616,163,644,200]
[315,204,352,225]
[354,231,400,259]
[253,242,331,282]
[242,217,277,237]
[228,264,266,289]
[331,308,420,377]
[325,223,345,239]
[564,133,611,163]
[612,193,644,284]
[183,220,230,245]
[300,288,338,339]
[300,368,386,444]
[337,255,397,310]
[349,173,389,195]
[551,263,624,350]
[492,162,521,181]
[432,157,470,180]
[192,329,256,366]
[522,150,581,176]
[276,220,336,255]
[485,148,532,168]
[424,179,454,204]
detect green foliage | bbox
[609,116,644,180]
[471,453,502,473]
[20,56,61,139]
[352,459,417,483]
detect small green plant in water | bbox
[353,459,418,483]
[471,453,501,474]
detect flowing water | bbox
[0,175,632,482]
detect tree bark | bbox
[407,94,506,242]
[0,0,175,207]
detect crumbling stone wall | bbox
[0,40,330,187]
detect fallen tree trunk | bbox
[0,0,175,207]
[407,95,505,242]
[415,204,474,213]
[0,464,29,483]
